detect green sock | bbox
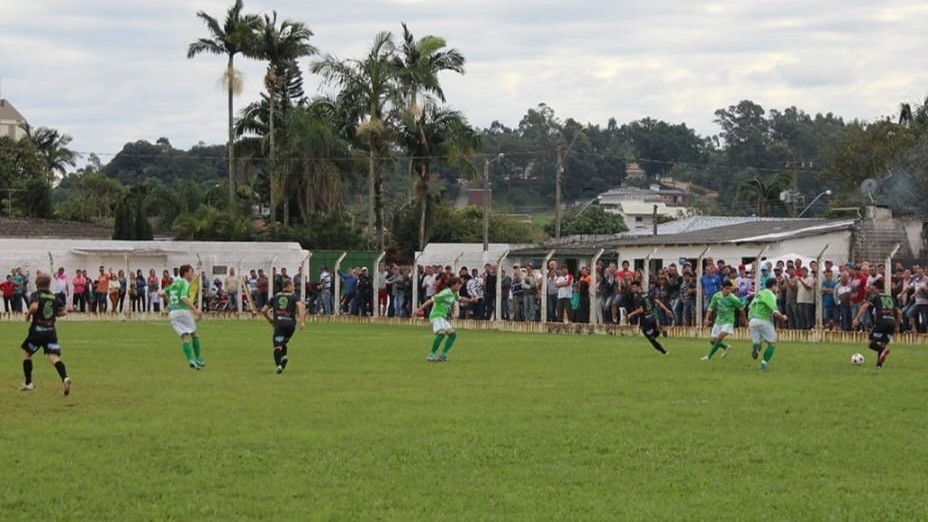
[192,337,202,360]
[721,342,729,349]
[442,332,458,354]
[708,342,722,359]
[182,342,193,362]
[763,344,775,363]
[430,334,444,355]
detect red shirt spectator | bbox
[1,277,14,299]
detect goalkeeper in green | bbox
[414,277,476,362]
[702,280,747,360]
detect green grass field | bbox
[2,321,927,521]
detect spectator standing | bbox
[95,267,109,313]
[256,269,270,309]
[555,266,573,323]
[821,269,838,329]
[1,275,14,312]
[356,267,373,316]
[797,267,815,329]
[523,265,539,322]
[377,264,389,316]
[466,268,484,319]
[500,268,511,321]
[700,265,722,312]
[72,269,87,312]
[483,264,497,320]
[546,268,559,322]
[388,266,406,317]
[52,267,69,307]
[319,266,333,315]
[116,269,128,313]
[148,269,161,312]
[247,269,259,309]
[225,267,240,312]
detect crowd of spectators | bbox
[5,256,927,335]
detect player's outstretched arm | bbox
[260,304,274,326]
[25,301,38,322]
[414,298,434,317]
[851,302,869,329]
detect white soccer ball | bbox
[851,353,865,365]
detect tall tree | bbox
[735,174,791,217]
[397,102,479,249]
[187,0,261,203]
[19,123,79,181]
[255,11,316,226]
[312,32,402,251]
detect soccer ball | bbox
[850,353,865,365]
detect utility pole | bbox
[554,130,583,238]
[483,153,504,252]
[791,160,799,218]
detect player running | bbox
[20,273,72,395]
[626,280,673,355]
[414,277,476,362]
[748,278,788,372]
[162,264,205,369]
[702,280,747,360]
[261,279,306,374]
[852,280,899,369]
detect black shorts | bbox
[273,322,296,346]
[640,315,660,339]
[869,318,895,343]
[21,327,61,355]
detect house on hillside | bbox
[0,99,27,141]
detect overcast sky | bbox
[2,0,927,162]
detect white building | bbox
[511,218,857,270]
[0,99,28,141]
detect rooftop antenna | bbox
[859,178,879,203]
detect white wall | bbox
[0,239,308,291]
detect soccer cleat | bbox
[878,348,890,367]
[195,359,206,368]
[759,361,767,372]
[700,356,710,361]
[438,354,448,362]
[188,360,200,370]
[20,382,34,391]
[280,357,288,370]
[426,355,438,362]
[721,348,729,358]
[275,365,283,374]
[62,377,71,396]
[751,346,760,360]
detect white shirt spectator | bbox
[423,274,437,298]
[797,275,815,304]
[556,275,573,299]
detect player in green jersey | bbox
[749,278,788,372]
[161,264,204,369]
[414,277,477,362]
[702,280,747,360]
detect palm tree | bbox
[19,123,79,181]
[312,31,402,251]
[393,23,465,202]
[281,103,354,223]
[397,102,479,249]
[187,0,261,203]
[254,11,316,226]
[735,174,791,217]
[899,95,928,135]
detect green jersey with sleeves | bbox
[165,278,192,311]
[709,292,743,325]
[429,288,459,319]
[749,288,777,322]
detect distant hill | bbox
[101,138,226,187]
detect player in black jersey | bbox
[261,278,306,373]
[852,279,900,368]
[626,280,673,355]
[20,273,72,395]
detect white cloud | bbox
[1,0,927,160]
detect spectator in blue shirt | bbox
[701,265,722,311]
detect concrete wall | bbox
[0,239,308,291]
